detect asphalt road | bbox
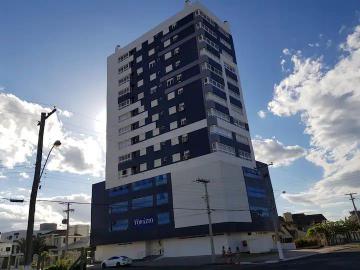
[89,246,360,270]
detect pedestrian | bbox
[222,246,226,257]
[226,247,233,264]
[235,246,241,264]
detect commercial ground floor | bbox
[95,231,282,261]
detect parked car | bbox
[101,256,132,268]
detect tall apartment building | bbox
[92,1,277,259]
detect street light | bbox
[256,162,285,260]
[24,139,61,270]
[39,140,61,180]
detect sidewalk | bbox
[134,244,358,267]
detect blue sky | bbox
[1,0,360,230]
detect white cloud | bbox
[339,24,346,34]
[0,192,91,232]
[19,172,30,179]
[308,43,320,48]
[257,110,267,119]
[268,25,360,212]
[252,137,306,166]
[326,39,332,48]
[282,48,290,55]
[0,93,104,176]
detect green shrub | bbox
[45,259,72,270]
[295,238,319,248]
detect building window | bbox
[118,52,129,63]
[170,121,178,130]
[137,79,144,87]
[118,125,131,135]
[121,169,129,177]
[136,55,142,63]
[181,134,188,143]
[172,153,180,162]
[176,74,182,82]
[164,39,171,47]
[167,78,174,87]
[152,113,159,121]
[149,60,156,69]
[140,148,146,156]
[154,143,161,151]
[109,185,129,197]
[119,99,131,110]
[140,163,147,172]
[118,63,130,74]
[148,48,155,56]
[118,86,131,97]
[178,102,185,111]
[238,150,252,160]
[118,112,131,122]
[167,91,175,100]
[110,201,128,214]
[173,34,178,42]
[174,47,180,55]
[247,187,266,198]
[150,85,157,94]
[137,67,143,75]
[119,153,131,163]
[156,192,169,205]
[175,60,181,68]
[157,212,170,225]
[151,99,158,107]
[180,118,187,126]
[212,142,236,156]
[150,73,157,81]
[165,51,172,60]
[132,179,153,191]
[111,219,129,231]
[210,126,232,139]
[153,128,159,136]
[236,134,249,145]
[183,150,190,160]
[168,106,176,115]
[166,64,173,73]
[177,88,183,95]
[154,158,162,167]
[155,174,168,186]
[118,75,130,86]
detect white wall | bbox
[171,152,253,228]
[95,242,146,261]
[162,234,229,257]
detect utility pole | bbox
[24,108,56,270]
[345,193,360,225]
[195,178,216,264]
[63,202,74,255]
[257,162,284,260]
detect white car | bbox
[101,256,132,268]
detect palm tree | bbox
[16,236,48,269]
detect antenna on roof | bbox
[185,0,191,8]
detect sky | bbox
[0,0,360,232]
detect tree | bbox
[16,236,48,269]
[307,219,360,245]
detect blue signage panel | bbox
[242,167,262,180]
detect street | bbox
[89,246,360,270]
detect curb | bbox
[238,245,355,265]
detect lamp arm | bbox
[39,145,55,180]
